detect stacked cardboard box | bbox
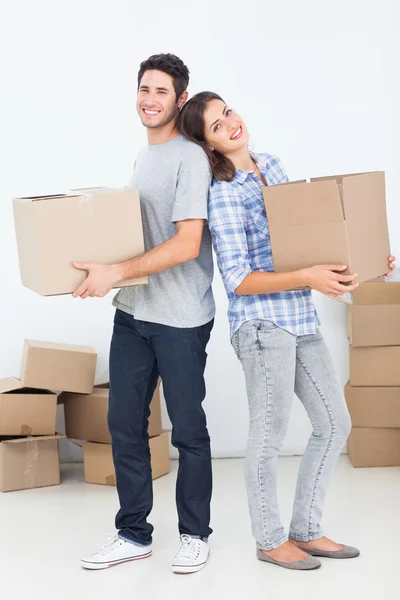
[0,339,97,491]
[62,381,170,485]
[345,282,400,467]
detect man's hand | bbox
[386,255,396,277]
[72,220,205,299]
[302,264,359,297]
[72,263,122,299]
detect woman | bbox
[177,92,396,570]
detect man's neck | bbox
[147,119,179,145]
[227,146,255,172]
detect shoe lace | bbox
[97,534,122,556]
[176,535,202,560]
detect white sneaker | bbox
[81,534,152,570]
[172,534,210,574]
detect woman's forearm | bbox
[235,270,308,295]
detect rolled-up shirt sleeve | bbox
[208,182,252,294]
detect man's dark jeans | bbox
[108,309,214,544]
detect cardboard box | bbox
[63,380,162,442]
[347,428,400,467]
[20,339,97,394]
[0,378,57,436]
[83,431,171,485]
[0,434,64,492]
[263,171,390,283]
[345,382,400,427]
[347,282,400,347]
[13,187,148,296]
[349,346,400,387]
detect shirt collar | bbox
[233,154,266,185]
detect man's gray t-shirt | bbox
[113,135,215,328]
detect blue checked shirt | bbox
[208,152,320,340]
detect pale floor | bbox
[1,456,399,600]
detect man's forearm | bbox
[116,234,198,281]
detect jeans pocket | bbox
[257,320,278,332]
[114,308,132,324]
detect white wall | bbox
[1,0,398,461]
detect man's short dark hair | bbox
[137,53,190,101]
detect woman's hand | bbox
[301,264,359,297]
[386,255,396,276]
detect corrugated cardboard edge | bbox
[1,433,66,444]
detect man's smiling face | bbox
[137,69,181,129]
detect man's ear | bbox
[177,91,189,109]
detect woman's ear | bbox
[207,145,214,152]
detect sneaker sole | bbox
[81,551,152,570]
[172,555,209,574]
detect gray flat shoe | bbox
[256,548,321,570]
[294,544,360,559]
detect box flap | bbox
[15,194,67,201]
[95,382,110,389]
[1,433,66,444]
[25,339,97,354]
[0,378,24,394]
[353,282,400,305]
[15,194,81,202]
[310,173,382,220]
[341,171,385,216]
[310,171,377,183]
[273,179,307,185]
[340,171,389,282]
[263,179,344,226]
[70,187,119,195]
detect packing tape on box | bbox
[24,440,39,488]
[78,194,95,221]
[20,425,33,435]
[106,474,116,486]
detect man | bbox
[74,54,215,574]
